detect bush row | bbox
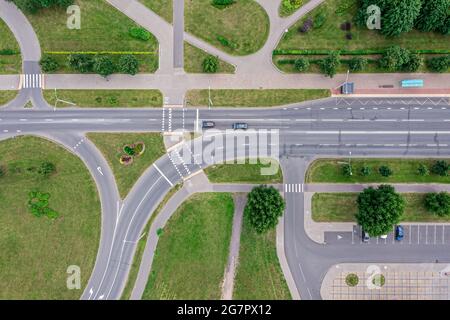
[273,48,450,56]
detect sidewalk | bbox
[321,263,450,300]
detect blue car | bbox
[395,225,404,241]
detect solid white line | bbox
[298,263,306,282]
[153,163,174,187]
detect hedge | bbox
[273,49,450,56]
[0,49,19,55]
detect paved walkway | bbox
[321,263,450,300]
[221,193,246,300]
[303,183,450,244]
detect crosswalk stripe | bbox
[21,74,43,89]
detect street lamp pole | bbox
[349,151,352,176]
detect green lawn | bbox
[185,89,330,107]
[140,0,173,23]
[233,217,291,299]
[274,0,450,73]
[0,136,100,299]
[306,159,450,184]
[43,90,163,108]
[0,18,21,74]
[185,0,269,55]
[312,193,450,223]
[184,42,235,73]
[142,193,234,299]
[87,133,166,198]
[121,183,183,300]
[25,0,158,73]
[0,91,18,105]
[205,159,283,184]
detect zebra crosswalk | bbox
[21,74,43,89]
[284,183,303,193]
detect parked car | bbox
[362,230,370,243]
[202,121,215,129]
[395,225,404,241]
[232,122,248,130]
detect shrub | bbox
[379,46,412,71]
[345,273,359,287]
[124,145,136,156]
[68,54,94,73]
[340,22,351,31]
[294,58,310,72]
[0,48,17,55]
[40,55,59,73]
[212,0,235,7]
[361,166,371,176]
[379,165,393,177]
[418,164,429,176]
[93,56,115,77]
[118,55,139,75]
[38,161,56,177]
[343,163,353,177]
[281,0,303,12]
[427,55,450,73]
[348,57,368,72]
[425,192,450,216]
[415,0,449,33]
[313,11,327,29]
[431,160,449,176]
[129,27,151,41]
[320,51,341,78]
[10,0,74,13]
[404,53,423,72]
[217,35,238,50]
[202,55,219,73]
[299,18,313,33]
[244,185,285,233]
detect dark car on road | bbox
[202,121,215,129]
[232,122,248,130]
[362,230,370,243]
[395,225,404,241]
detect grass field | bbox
[87,133,165,199]
[121,183,183,300]
[185,0,269,55]
[184,43,235,73]
[0,136,100,299]
[312,193,450,223]
[43,90,163,108]
[233,217,291,299]
[0,91,18,105]
[276,0,450,52]
[306,159,450,184]
[205,159,283,184]
[25,0,158,73]
[0,18,21,74]
[142,193,234,299]
[186,89,330,107]
[140,0,173,23]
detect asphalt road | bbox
[2,96,450,299]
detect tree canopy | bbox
[356,185,405,237]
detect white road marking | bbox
[153,163,174,186]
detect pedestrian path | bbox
[21,73,43,89]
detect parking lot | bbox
[325,224,450,246]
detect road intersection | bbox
[1,0,450,300]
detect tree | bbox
[417,164,429,176]
[320,51,340,78]
[415,0,449,32]
[342,163,353,177]
[404,53,423,72]
[379,46,411,71]
[129,27,151,41]
[431,160,449,176]
[68,54,94,73]
[39,55,59,73]
[356,185,405,236]
[361,165,371,176]
[202,55,219,73]
[348,57,368,72]
[294,58,310,72]
[427,56,449,73]
[38,161,56,177]
[118,55,139,75]
[379,165,393,177]
[381,0,422,37]
[244,185,285,233]
[9,0,74,13]
[439,16,450,35]
[424,192,450,216]
[93,56,115,78]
